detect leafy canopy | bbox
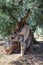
[0,0,43,36]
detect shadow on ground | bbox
[10,41,43,65]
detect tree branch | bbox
[9,9,31,30]
[18,9,31,28]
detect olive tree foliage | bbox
[0,0,43,37]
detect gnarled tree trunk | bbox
[4,24,38,55]
[3,9,39,55]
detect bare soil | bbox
[0,38,43,65]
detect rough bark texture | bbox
[4,24,38,56]
[3,9,37,55]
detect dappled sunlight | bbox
[0,41,43,65]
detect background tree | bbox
[0,0,43,37]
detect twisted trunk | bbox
[4,9,39,55]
